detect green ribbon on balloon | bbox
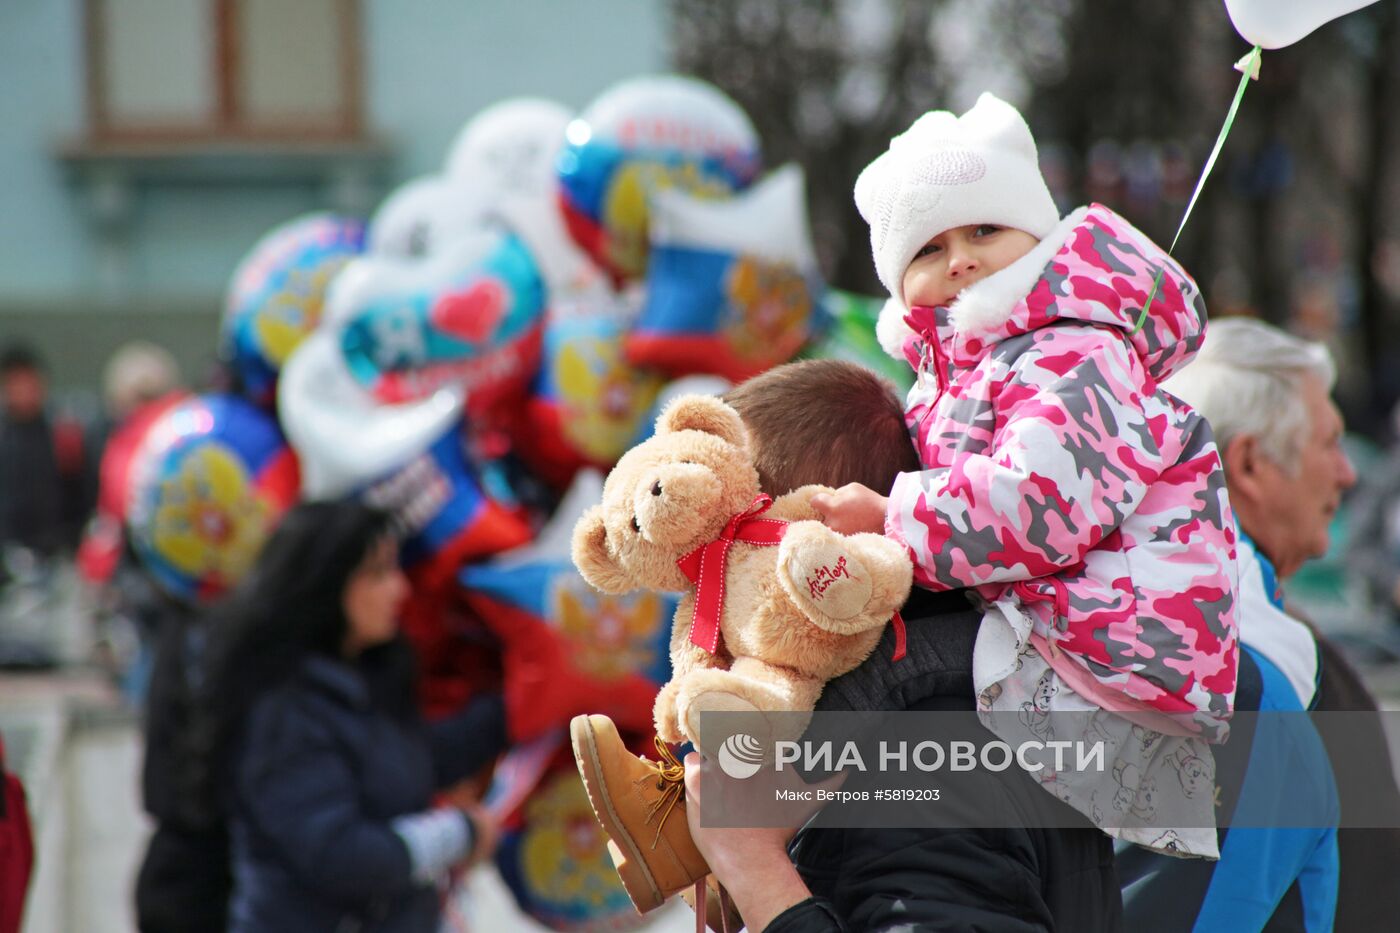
[1134,44,1263,333]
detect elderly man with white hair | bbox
[1165,317,1354,707]
[1120,316,1400,933]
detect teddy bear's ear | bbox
[655,394,747,448]
[571,505,633,594]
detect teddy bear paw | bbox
[682,690,765,757]
[778,521,877,627]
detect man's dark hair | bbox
[725,359,919,496]
[0,343,43,376]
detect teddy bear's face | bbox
[573,395,761,595]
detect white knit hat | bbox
[854,93,1060,306]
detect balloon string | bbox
[1133,44,1262,334]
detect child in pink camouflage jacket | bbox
[815,94,1239,858]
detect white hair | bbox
[1162,317,1335,469]
[103,340,180,418]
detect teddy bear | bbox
[570,392,913,751]
[567,392,913,915]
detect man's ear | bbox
[1221,433,1269,508]
[571,506,633,595]
[655,394,748,449]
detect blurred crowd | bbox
[0,339,183,678]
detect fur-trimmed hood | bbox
[877,204,1208,384]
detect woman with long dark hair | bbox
[200,500,506,932]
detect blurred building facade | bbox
[0,0,666,393]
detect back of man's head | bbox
[0,343,42,377]
[725,359,919,496]
[1163,317,1335,467]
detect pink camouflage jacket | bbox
[879,203,1239,738]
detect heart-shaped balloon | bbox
[1223,0,1379,49]
[325,229,547,411]
[277,330,463,499]
[278,331,530,587]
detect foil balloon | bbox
[362,420,532,590]
[462,471,674,741]
[277,330,463,499]
[631,164,824,381]
[77,391,188,584]
[222,213,365,406]
[518,281,664,488]
[557,74,761,284]
[277,332,529,590]
[1223,0,1379,49]
[447,98,601,303]
[446,98,573,208]
[327,229,547,412]
[366,175,490,260]
[494,764,642,932]
[126,394,300,604]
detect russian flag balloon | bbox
[630,165,826,381]
[362,422,532,591]
[461,471,674,740]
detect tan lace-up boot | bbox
[570,714,711,912]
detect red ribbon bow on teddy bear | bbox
[676,494,788,654]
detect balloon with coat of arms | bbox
[494,762,647,931]
[557,75,762,284]
[222,213,365,406]
[632,164,824,381]
[516,281,665,489]
[126,394,300,604]
[461,472,674,742]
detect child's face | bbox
[902,224,1040,308]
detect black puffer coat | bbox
[767,589,1123,933]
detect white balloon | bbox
[367,175,493,260]
[1223,0,1379,49]
[277,330,463,499]
[573,75,758,159]
[446,98,573,205]
[445,98,601,297]
[650,163,818,270]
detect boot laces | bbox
[644,735,686,849]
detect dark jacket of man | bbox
[766,589,1123,932]
[0,415,63,556]
[135,600,231,933]
[1312,635,1400,932]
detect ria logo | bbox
[717,733,765,779]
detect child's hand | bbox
[810,483,888,535]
